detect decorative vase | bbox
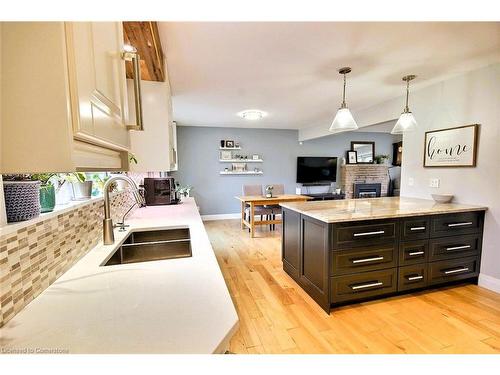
[71,181,93,200]
[55,182,72,205]
[3,180,41,222]
[40,184,56,213]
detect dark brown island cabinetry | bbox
[281,208,485,313]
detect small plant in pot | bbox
[31,174,57,213]
[2,174,41,222]
[374,154,390,165]
[66,172,93,200]
[174,183,193,202]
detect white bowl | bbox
[431,194,454,203]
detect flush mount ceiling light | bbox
[237,109,267,120]
[329,67,358,134]
[391,74,418,134]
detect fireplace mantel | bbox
[339,164,390,199]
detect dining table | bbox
[235,194,311,237]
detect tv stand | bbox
[306,193,345,201]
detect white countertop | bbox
[0,198,239,354]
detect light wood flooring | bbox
[205,219,500,354]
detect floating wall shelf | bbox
[219,159,263,163]
[219,146,241,150]
[219,171,263,175]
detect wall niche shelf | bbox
[219,159,263,163]
[219,146,241,150]
[220,171,263,175]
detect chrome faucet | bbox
[103,175,146,245]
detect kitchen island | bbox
[0,198,238,353]
[280,196,487,313]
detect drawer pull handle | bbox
[407,275,424,281]
[448,222,473,227]
[351,281,383,290]
[446,245,471,251]
[353,230,385,237]
[408,251,424,256]
[444,267,469,275]
[410,226,426,231]
[352,256,384,264]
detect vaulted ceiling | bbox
[158,22,500,130]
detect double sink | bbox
[102,227,192,266]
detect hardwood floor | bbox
[205,219,500,354]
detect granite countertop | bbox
[0,198,238,354]
[280,196,487,223]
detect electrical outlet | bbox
[408,177,414,186]
[429,178,440,188]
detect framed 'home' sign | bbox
[423,124,479,167]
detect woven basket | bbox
[3,181,41,222]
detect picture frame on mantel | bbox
[423,124,479,167]
[346,150,357,164]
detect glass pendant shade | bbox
[391,74,418,134]
[329,107,358,134]
[391,111,417,134]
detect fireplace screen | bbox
[354,183,382,199]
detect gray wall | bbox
[172,126,400,215]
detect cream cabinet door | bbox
[66,22,130,151]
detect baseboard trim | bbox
[201,213,240,221]
[478,273,500,294]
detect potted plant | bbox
[2,174,41,222]
[374,154,390,165]
[174,183,193,202]
[31,173,57,213]
[66,172,93,200]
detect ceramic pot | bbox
[55,182,72,205]
[40,184,56,213]
[71,181,93,200]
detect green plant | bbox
[175,182,193,197]
[31,173,56,187]
[89,173,115,193]
[374,154,389,164]
[61,172,87,184]
[129,153,138,165]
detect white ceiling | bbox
[158,22,500,130]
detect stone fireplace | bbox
[340,164,390,199]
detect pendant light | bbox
[391,74,418,134]
[329,67,358,134]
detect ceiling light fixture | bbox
[391,75,418,134]
[329,67,358,134]
[237,109,267,121]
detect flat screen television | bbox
[296,157,337,183]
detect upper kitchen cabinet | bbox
[0,22,132,173]
[66,22,130,150]
[124,22,178,172]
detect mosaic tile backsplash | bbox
[0,191,137,327]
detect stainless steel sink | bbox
[102,227,191,266]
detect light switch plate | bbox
[408,177,414,186]
[429,178,440,188]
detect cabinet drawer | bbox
[399,240,429,266]
[398,264,427,291]
[401,217,430,241]
[430,212,483,238]
[330,268,397,304]
[333,219,398,249]
[428,256,480,286]
[429,235,481,261]
[331,244,397,276]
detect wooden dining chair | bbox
[242,185,273,231]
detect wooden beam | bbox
[123,21,165,82]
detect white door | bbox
[67,22,130,150]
